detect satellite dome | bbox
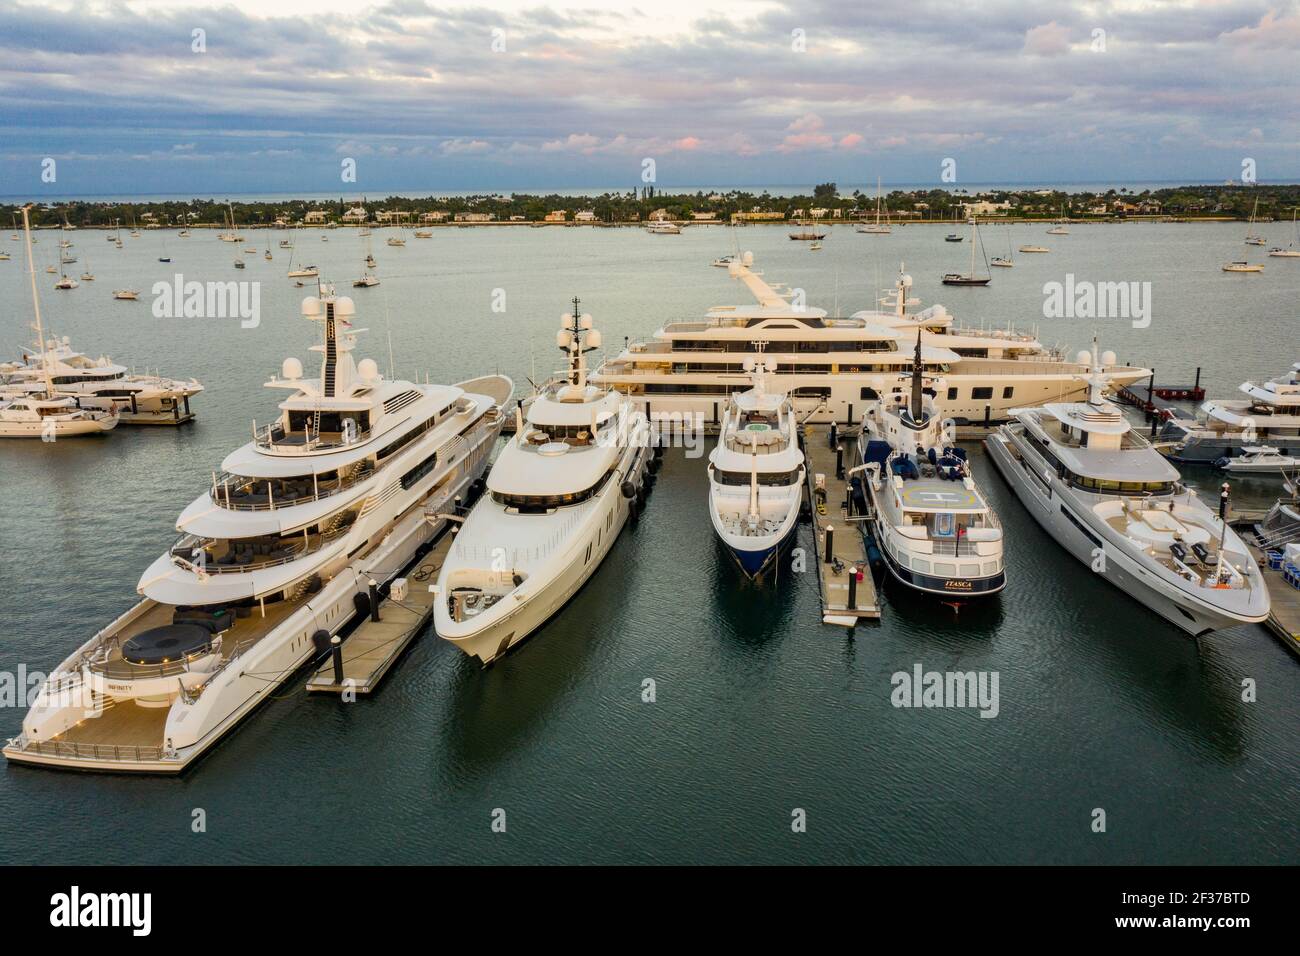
[1101,350,1117,367]
[357,358,379,380]
[282,357,303,380]
[334,296,356,317]
[301,296,323,317]
[901,274,913,288]
[1076,350,1092,366]
[586,329,602,349]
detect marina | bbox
[0,214,1296,865]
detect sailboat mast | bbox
[20,205,52,393]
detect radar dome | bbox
[301,296,323,317]
[579,314,593,331]
[557,330,573,348]
[586,329,602,349]
[1076,350,1092,366]
[282,357,303,380]
[1101,350,1117,367]
[743,358,756,372]
[902,274,913,288]
[357,358,379,380]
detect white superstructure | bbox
[5,292,511,771]
[435,299,651,664]
[1160,362,1300,463]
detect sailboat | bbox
[942,218,992,285]
[1268,208,1300,258]
[218,202,242,242]
[1046,205,1069,235]
[991,228,1014,267]
[177,211,190,238]
[286,237,318,278]
[857,178,892,234]
[1,206,118,438]
[354,232,379,287]
[1244,197,1266,245]
[158,232,171,263]
[80,254,95,281]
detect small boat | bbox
[1222,261,1263,273]
[80,271,95,281]
[1216,446,1299,474]
[1268,209,1300,257]
[244,245,257,253]
[287,265,318,278]
[1245,237,1266,246]
[944,233,963,242]
[647,220,681,235]
[158,256,171,263]
[1019,244,1049,253]
[265,250,272,260]
[1046,224,1069,235]
[787,224,826,241]
[856,177,892,234]
[279,239,292,248]
[1244,197,1266,245]
[414,230,433,238]
[45,265,56,273]
[942,273,991,286]
[320,236,328,242]
[178,230,190,238]
[54,275,78,290]
[711,255,735,268]
[113,289,140,300]
[234,259,245,270]
[386,237,405,247]
[365,254,376,268]
[990,256,1014,268]
[810,241,823,251]
[0,252,9,261]
[353,274,380,288]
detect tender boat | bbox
[855,335,1005,599]
[985,343,1269,636]
[5,292,511,771]
[1216,446,1298,475]
[1222,261,1263,273]
[1019,245,1049,253]
[707,358,805,577]
[434,300,652,664]
[647,220,681,235]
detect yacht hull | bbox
[437,442,650,664]
[985,429,1266,636]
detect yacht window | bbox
[491,466,616,512]
[1002,387,1014,399]
[913,559,931,574]
[947,387,957,401]
[860,387,879,401]
[972,387,994,401]
[933,563,956,576]
[712,468,802,487]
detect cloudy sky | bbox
[2,0,1298,195]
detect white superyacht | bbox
[985,345,1268,636]
[5,292,511,772]
[591,253,1149,427]
[1,334,203,424]
[854,337,1006,599]
[707,357,805,577]
[435,300,651,664]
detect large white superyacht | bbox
[985,345,1268,636]
[434,300,652,665]
[591,253,1149,427]
[707,357,805,577]
[5,292,511,772]
[1,334,203,424]
[854,336,1006,599]
[1158,361,1300,464]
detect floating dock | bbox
[803,424,881,624]
[1114,368,1204,420]
[306,533,451,694]
[1231,516,1300,660]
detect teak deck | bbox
[803,424,881,624]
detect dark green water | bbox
[0,223,1296,863]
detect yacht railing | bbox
[11,738,171,764]
[252,419,372,455]
[211,464,372,512]
[170,523,353,574]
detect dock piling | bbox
[330,636,343,683]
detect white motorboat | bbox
[1222,261,1263,273]
[707,358,805,577]
[435,300,652,664]
[1216,446,1299,475]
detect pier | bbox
[1114,368,1204,420]
[1231,514,1300,660]
[306,532,451,694]
[803,423,881,624]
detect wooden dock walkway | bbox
[803,424,881,624]
[306,533,452,694]
[1233,519,1300,660]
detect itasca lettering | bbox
[49,886,151,937]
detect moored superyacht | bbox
[1,334,203,424]
[434,300,651,665]
[707,357,805,577]
[5,292,511,772]
[985,344,1268,636]
[590,253,1150,427]
[854,335,1006,599]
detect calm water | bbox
[0,222,1296,864]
